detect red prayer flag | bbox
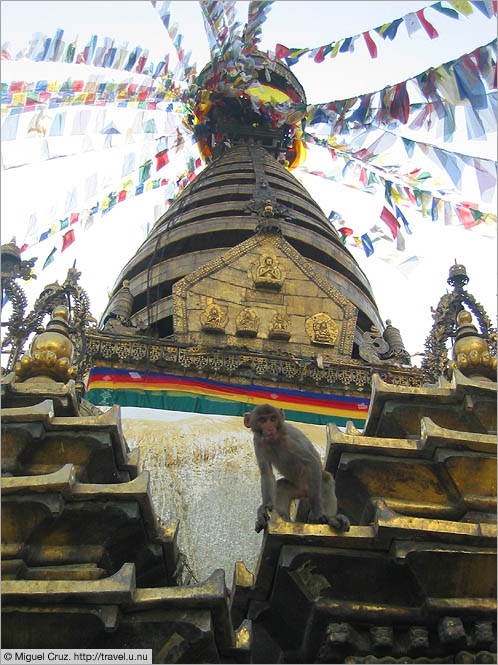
[390,82,410,124]
[195,157,202,169]
[314,45,327,63]
[61,229,75,252]
[70,213,79,225]
[363,31,377,58]
[275,44,290,60]
[380,206,400,238]
[456,206,476,229]
[118,189,127,202]
[155,150,169,171]
[416,9,439,39]
[338,227,354,236]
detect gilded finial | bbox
[448,309,497,381]
[14,305,78,384]
[262,200,274,217]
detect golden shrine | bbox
[1,48,496,664]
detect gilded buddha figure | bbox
[306,313,338,346]
[200,302,228,333]
[254,254,284,289]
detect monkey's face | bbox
[256,412,280,440]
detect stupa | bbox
[1,45,495,664]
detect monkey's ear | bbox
[243,413,252,428]
[279,408,285,422]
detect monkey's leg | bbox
[322,472,350,532]
[275,478,300,521]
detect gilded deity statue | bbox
[253,253,284,289]
[305,313,338,346]
[200,302,228,333]
[269,312,291,340]
[236,308,259,337]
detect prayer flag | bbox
[139,160,152,184]
[276,43,290,60]
[404,13,422,37]
[363,31,377,58]
[397,255,421,277]
[61,229,75,252]
[402,137,415,158]
[433,2,460,18]
[456,205,476,229]
[416,9,439,38]
[390,82,410,124]
[396,229,406,251]
[42,246,57,270]
[155,149,169,170]
[361,233,374,257]
[380,206,400,238]
[449,1,474,16]
[394,206,412,234]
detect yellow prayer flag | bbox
[421,192,430,217]
[12,92,26,106]
[391,188,402,205]
[378,23,391,36]
[449,0,473,15]
[48,81,59,92]
[330,41,341,58]
[145,181,154,191]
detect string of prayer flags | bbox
[243,1,274,47]
[302,40,496,146]
[274,1,496,64]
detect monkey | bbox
[244,404,350,534]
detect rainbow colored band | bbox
[86,366,370,427]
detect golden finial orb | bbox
[448,309,497,381]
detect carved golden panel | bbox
[269,312,291,340]
[172,232,358,359]
[200,302,228,334]
[252,253,284,290]
[305,313,338,346]
[236,308,259,337]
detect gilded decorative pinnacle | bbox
[448,309,497,381]
[14,305,79,384]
